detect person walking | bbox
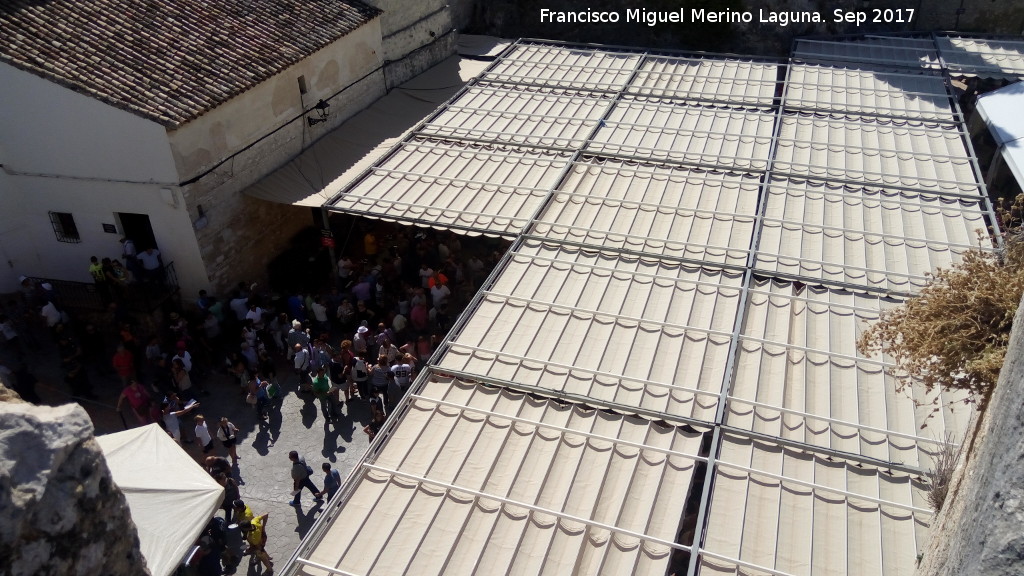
[292,343,311,392]
[216,416,240,463]
[115,378,151,426]
[317,463,342,502]
[288,451,322,507]
[194,414,214,455]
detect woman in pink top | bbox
[116,378,151,426]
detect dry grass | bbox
[857,231,1024,409]
[926,435,963,512]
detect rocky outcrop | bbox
[0,393,149,576]
[916,298,1024,576]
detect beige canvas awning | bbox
[243,54,491,207]
[283,37,994,576]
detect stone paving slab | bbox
[26,345,372,575]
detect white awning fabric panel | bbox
[727,278,972,469]
[588,103,776,170]
[97,424,224,576]
[531,161,760,266]
[437,240,743,421]
[786,63,954,121]
[628,56,779,108]
[700,433,931,576]
[754,177,991,292]
[482,43,642,91]
[936,36,1024,79]
[418,86,613,149]
[793,36,941,69]
[975,81,1024,192]
[331,140,572,236]
[773,114,978,194]
[299,378,705,576]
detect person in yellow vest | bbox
[88,256,111,303]
[240,513,273,572]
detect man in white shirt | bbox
[229,292,249,321]
[41,301,62,328]
[137,247,163,283]
[337,256,353,284]
[418,264,434,289]
[245,303,265,331]
[430,282,451,309]
[390,360,413,392]
[173,342,193,373]
[310,297,328,333]
[194,414,214,454]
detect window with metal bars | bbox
[49,211,81,243]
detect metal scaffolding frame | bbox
[294,35,1003,576]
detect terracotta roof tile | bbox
[0,0,381,127]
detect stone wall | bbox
[458,0,1024,56]
[915,296,1024,575]
[0,393,149,576]
[360,0,457,90]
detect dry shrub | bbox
[857,231,1024,409]
[926,434,962,512]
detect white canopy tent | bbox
[96,424,224,576]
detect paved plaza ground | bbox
[30,339,373,575]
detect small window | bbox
[49,211,81,243]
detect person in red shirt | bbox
[116,378,151,426]
[112,343,135,386]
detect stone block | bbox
[0,400,149,576]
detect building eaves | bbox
[0,0,382,128]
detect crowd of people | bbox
[0,222,510,575]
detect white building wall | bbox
[0,62,205,295]
[0,63,179,184]
[0,172,206,296]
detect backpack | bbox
[353,358,368,381]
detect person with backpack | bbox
[292,342,311,392]
[288,451,322,507]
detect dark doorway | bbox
[117,213,158,251]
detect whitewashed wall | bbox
[0,64,204,295]
[0,63,179,184]
[0,173,206,296]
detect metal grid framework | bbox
[301,36,1004,576]
[935,35,1024,79]
[295,378,707,576]
[754,176,991,293]
[784,63,954,121]
[793,36,942,69]
[530,160,762,267]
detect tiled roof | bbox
[0,0,381,127]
